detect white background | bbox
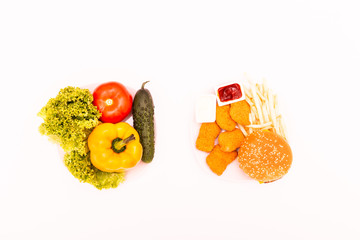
[1,1,360,239]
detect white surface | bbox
[1,1,360,240]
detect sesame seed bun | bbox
[238,130,292,183]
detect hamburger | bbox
[238,130,292,183]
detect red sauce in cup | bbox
[217,83,242,102]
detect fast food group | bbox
[196,75,293,183]
[38,81,155,189]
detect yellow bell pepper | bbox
[88,122,143,172]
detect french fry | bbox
[256,88,266,102]
[261,125,273,131]
[251,83,264,124]
[245,97,253,106]
[246,122,272,128]
[241,74,287,140]
[251,111,257,125]
[251,106,258,121]
[262,78,268,96]
[274,94,279,116]
[238,124,248,137]
[280,116,288,140]
[262,102,270,123]
[268,89,277,131]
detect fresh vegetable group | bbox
[38,81,155,190]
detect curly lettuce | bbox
[64,151,125,190]
[38,86,101,155]
[38,86,126,189]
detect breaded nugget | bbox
[218,128,245,152]
[206,145,238,176]
[196,122,221,152]
[229,100,251,125]
[216,104,236,131]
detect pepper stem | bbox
[111,134,135,153]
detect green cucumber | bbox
[132,81,155,163]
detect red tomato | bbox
[92,82,133,123]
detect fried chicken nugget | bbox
[216,104,236,131]
[218,128,245,152]
[196,122,221,152]
[229,100,251,125]
[206,145,238,176]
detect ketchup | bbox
[217,83,242,102]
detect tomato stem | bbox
[105,98,113,106]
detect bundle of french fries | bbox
[238,74,287,140]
